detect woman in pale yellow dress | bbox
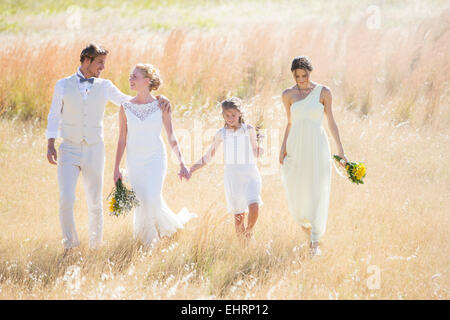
[280,56,348,256]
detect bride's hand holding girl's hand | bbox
[186,166,195,181]
[113,168,122,183]
[178,163,189,181]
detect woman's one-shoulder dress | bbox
[280,85,332,241]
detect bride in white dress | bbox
[113,63,196,246]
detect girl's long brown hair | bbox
[221,97,245,128]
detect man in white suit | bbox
[46,43,170,253]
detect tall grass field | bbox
[0,0,449,299]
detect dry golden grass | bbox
[1,108,448,299]
[0,0,449,299]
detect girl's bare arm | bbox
[189,131,223,174]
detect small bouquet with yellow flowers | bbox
[107,178,139,217]
[333,155,366,184]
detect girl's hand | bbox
[114,169,122,183]
[178,163,189,181]
[256,146,264,158]
[279,149,287,164]
[186,167,195,181]
[337,152,348,168]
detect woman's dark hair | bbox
[291,56,313,72]
[221,97,245,127]
[80,43,109,63]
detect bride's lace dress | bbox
[123,100,197,245]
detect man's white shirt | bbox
[45,67,130,139]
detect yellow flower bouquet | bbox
[107,178,139,217]
[333,155,366,184]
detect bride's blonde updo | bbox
[135,63,162,91]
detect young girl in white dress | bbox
[187,97,263,242]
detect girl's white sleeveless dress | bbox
[123,101,197,245]
[219,124,263,214]
[280,85,332,241]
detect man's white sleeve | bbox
[106,80,132,106]
[45,79,65,139]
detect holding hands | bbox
[178,163,191,181]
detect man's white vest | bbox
[60,75,108,144]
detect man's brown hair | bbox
[80,43,109,63]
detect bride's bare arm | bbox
[189,131,222,174]
[114,106,127,182]
[162,107,186,167]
